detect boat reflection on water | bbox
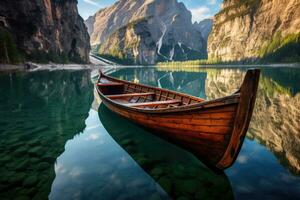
[99,104,234,199]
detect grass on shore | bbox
[157,58,246,67]
[258,32,300,63]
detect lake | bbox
[0,66,299,200]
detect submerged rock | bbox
[14,146,28,157]
[180,179,198,194]
[148,193,163,200]
[0,155,11,162]
[28,147,44,157]
[120,139,135,146]
[15,160,29,171]
[177,196,190,200]
[41,155,56,164]
[20,187,37,197]
[29,158,39,164]
[23,176,38,187]
[150,167,164,179]
[8,173,26,186]
[158,176,172,194]
[37,162,50,171]
[172,164,186,178]
[13,195,31,200]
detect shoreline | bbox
[1,63,300,74]
[0,55,119,74]
[1,56,300,73]
[156,61,300,68]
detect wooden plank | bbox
[105,100,236,120]
[146,117,233,126]
[147,104,237,115]
[107,92,155,99]
[142,120,232,134]
[121,111,234,125]
[123,100,181,107]
[97,83,124,87]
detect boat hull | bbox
[101,96,238,165]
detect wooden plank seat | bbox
[123,100,182,108]
[107,92,155,99]
[97,82,124,87]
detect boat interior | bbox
[97,75,206,109]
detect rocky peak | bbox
[193,18,213,42]
[85,0,206,64]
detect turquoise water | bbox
[0,67,300,199]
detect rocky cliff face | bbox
[98,18,158,64]
[86,0,207,64]
[208,0,300,62]
[193,18,213,42]
[0,0,90,63]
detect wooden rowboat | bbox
[96,69,260,169]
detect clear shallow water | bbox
[0,67,300,200]
[49,109,169,200]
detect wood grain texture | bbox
[96,69,260,170]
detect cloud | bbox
[190,6,211,22]
[55,163,66,174]
[85,133,100,141]
[237,155,248,164]
[208,0,217,5]
[83,0,101,6]
[69,167,83,178]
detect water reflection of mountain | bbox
[0,70,93,199]
[156,67,300,175]
[203,69,300,175]
[114,67,300,175]
[112,68,207,98]
[262,68,300,95]
[99,104,234,200]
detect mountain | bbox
[193,18,213,42]
[0,0,90,64]
[85,0,207,64]
[208,0,300,62]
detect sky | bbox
[78,0,222,22]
